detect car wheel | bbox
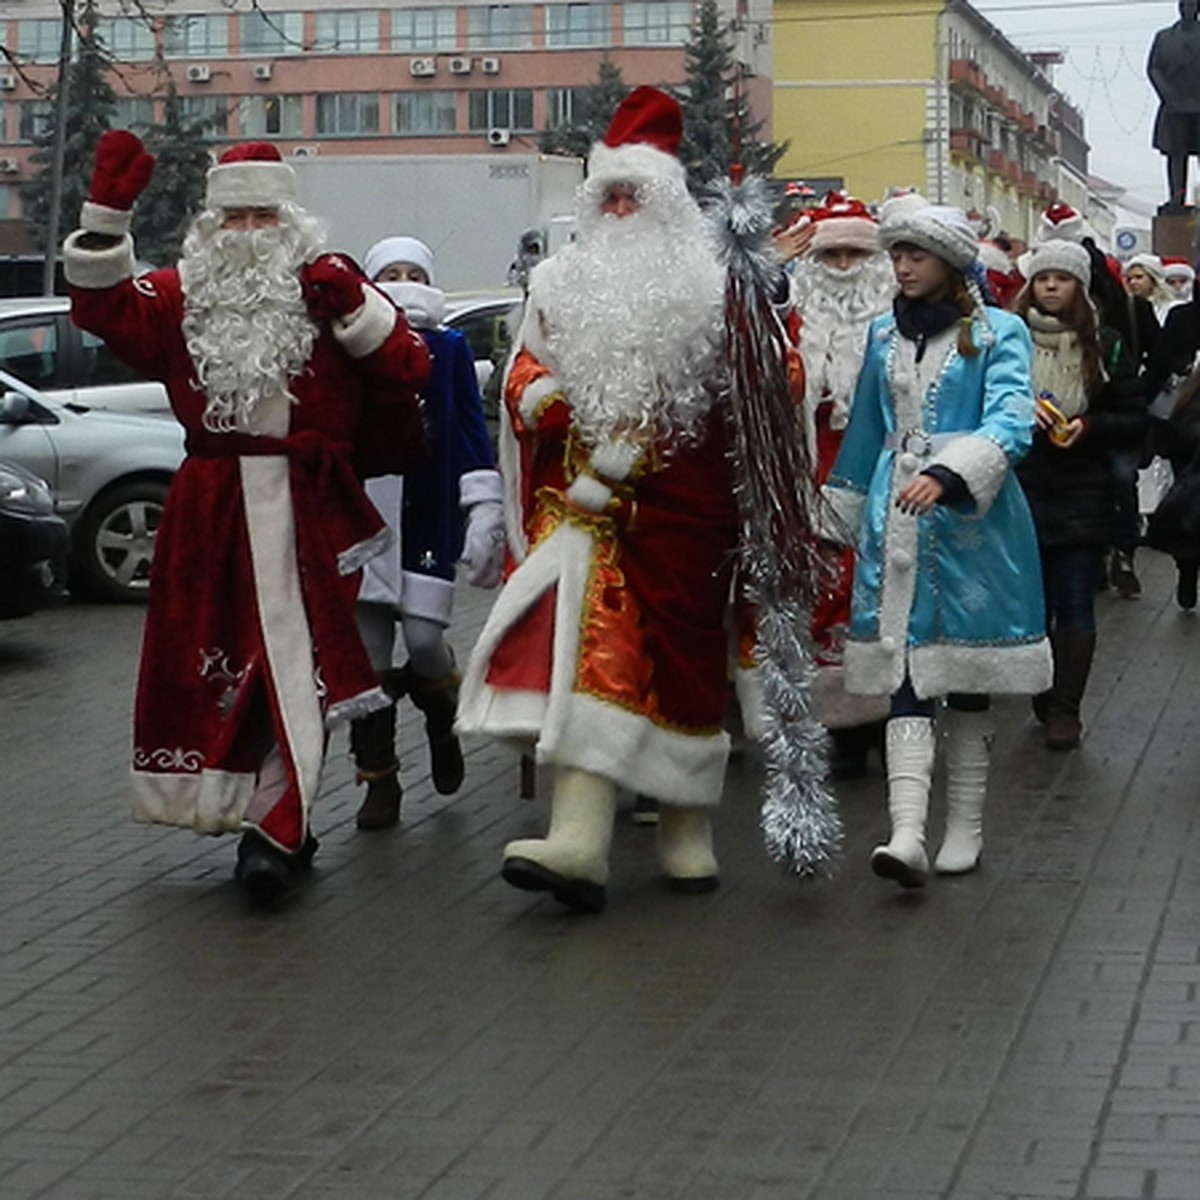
[71,479,168,603]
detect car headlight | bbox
[0,463,54,516]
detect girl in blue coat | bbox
[824,202,1051,887]
[351,236,505,829]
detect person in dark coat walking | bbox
[1015,241,1147,748]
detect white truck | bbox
[290,151,583,292]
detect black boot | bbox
[828,724,874,780]
[1176,558,1199,611]
[350,704,402,829]
[1109,549,1141,599]
[1045,630,1096,750]
[405,663,465,795]
[234,828,319,906]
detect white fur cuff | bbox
[589,440,640,482]
[80,201,132,237]
[460,468,503,509]
[63,229,136,289]
[818,485,864,546]
[565,474,613,512]
[929,434,1009,516]
[334,284,396,359]
[518,373,563,427]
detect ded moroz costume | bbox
[65,135,430,902]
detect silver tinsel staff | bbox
[708,173,843,875]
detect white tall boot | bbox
[658,805,719,893]
[502,767,617,913]
[934,707,993,875]
[870,716,935,888]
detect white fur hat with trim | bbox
[363,236,436,285]
[205,142,297,210]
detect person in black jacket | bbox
[1143,284,1200,608]
[1015,241,1148,749]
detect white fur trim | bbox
[399,570,454,625]
[63,230,135,289]
[206,160,297,210]
[565,474,612,512]
[333,284,397,359]
[81,200,132,237]
[911,638,1051,698]
[589,440,640,482]
[326,684,392,729]
[338,524,392,577]
[812,665,891,729]
[517,372,563,427]
[928,434,1009,517]
[459,468,503,509]
[587,140,687,190]
[819,485,864,546]
[734,665,765,742]
[240,454,324,824]
[131,767,255,834]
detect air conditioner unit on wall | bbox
[409,57,436,77]
[0,158,19,174]
[185,63,211,83]
[252,63,272,80]
[480,56,501,75]
[487,127,510,147]
[291,145,319,158]
[0,73,16,91]
[448,56,472,75]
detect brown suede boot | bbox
[350,705,402,829]
[1044,630,1096,751]
[405,663,465,795]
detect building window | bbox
[394,91,457,135]
[113,97,156,131]
[468,88,534,132]
[315,92,380,136]
[391,7,458,51]
[313,11,381,54]
[545,87,587,128]
[466,6,535,51]
[237,11,303,56]
[96,17,156,61]
[17,100,54,143]
[545,4,611,47]
[622,1,692,46]
[0,184,10,221]
[238,94,304,137]
[15,19,66,64]
[163,15,229,59]
[179,95,230,137]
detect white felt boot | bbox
[502,768,616,913]
[870,716,934,888]
[657,804,719,893]
[935,708,993,875]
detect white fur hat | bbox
[364,236,436,285]
[205,142,297,210]
[1037,202,1085,244]
[1125,252,1167,284]
[879,203,978,270]
[877,189,929,226]
[587,85,687,190]
[1021,238,1091,289]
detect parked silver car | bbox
[0,367,183,602]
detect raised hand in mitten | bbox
[301,254,367,323]
[82,130,155,237]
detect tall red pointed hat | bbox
[588,85,686,189]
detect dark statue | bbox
[1148,0,1200,211]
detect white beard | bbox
[529,177,725,450]
[792,253,895,427]
[179,209,324,434]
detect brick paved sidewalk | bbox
[0,549,1197,1199]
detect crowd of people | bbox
[61,88,1200,911]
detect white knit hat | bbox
[1125,252,1167,284]
[1021,238,1091,289]
[364,236,436,285]
[876,189,929,225]
[879,203,978,270]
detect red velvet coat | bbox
[70,262,429,851]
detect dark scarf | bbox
[894,294,961,362]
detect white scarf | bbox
[1025,307,1099,419]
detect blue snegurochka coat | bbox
[823,305,1052,701]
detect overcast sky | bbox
[973,0,1179,222]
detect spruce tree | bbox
[25,0,117,254]
[134,85,213,267]
[538,57,629,159]
[676,0,787,193]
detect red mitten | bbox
[301,254,367,322]
[81,131,155,237]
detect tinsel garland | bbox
[708,174,843,876]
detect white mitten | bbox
[459,469,505,588]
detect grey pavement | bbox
[0,550,1198,1199]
